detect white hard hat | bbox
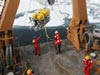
[90,52,96,58]
[55,31,58,34]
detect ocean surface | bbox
[13,26,66,46]
[13,18,70,46]
[13,18,99,46]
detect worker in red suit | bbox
[54,31,62,54]
[82,55,93,75]
[32,36,41,56]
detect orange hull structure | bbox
[0,0,20,67]
[67,0,88,51]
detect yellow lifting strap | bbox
[44,26,50,39]
[22,62,28,75]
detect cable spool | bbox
[47,0,55,5]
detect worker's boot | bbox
[38,54,41,56]
[56,50,59,54]
[56,52,58,54]
[56,47,59,54]
[59,49,61,54]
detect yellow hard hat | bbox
[85,55,91,60]
[27,69,32,74]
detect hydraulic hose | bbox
[82,31,93,49]
[6,46,9,65]
[6,44,13,66]
[9,44,13,65]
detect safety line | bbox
[55,54,73,75]
[22,62,28,75]
[44,26,50,39]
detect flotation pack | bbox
[38,9,50,16]
[36,13,44,21]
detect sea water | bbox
[13,18,70,46]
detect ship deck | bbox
[17,39,100,75]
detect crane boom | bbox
[0,0,20,69]
[0,0,20,30]
[67,0,88,50]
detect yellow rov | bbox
[30,9,50,31]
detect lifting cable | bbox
[43,23,54,74]
[52,5,62,19]
[44,26,50,39]
[24,0,32,26]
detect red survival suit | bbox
[32,36,41,55]
[54,33,62,54]
[82,58,93,75]
[54,33,62,46]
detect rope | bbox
[44,26,50,39]
[22,62,28,75]
[56,54,73,75]
[43,24,54,74]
